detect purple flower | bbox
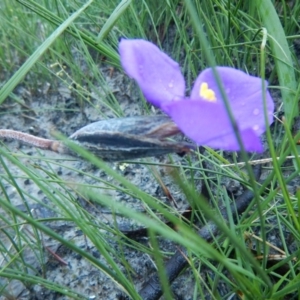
[119,39,274,152]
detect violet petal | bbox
[163,100,263,152]
[119,39,185,108]
[190,67,274,135]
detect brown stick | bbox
[0,129,62,152]
[0,116,193,161]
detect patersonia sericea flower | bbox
[119,39,274,152]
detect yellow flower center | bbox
[199,82,216,101]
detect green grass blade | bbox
[97,0,132,42]
[16,0,119,65]
[0,147,139,299]
[0,0,94,105]
[256,0,298,125]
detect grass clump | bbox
[0,0,299,299]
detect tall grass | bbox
[0,0,299,299]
